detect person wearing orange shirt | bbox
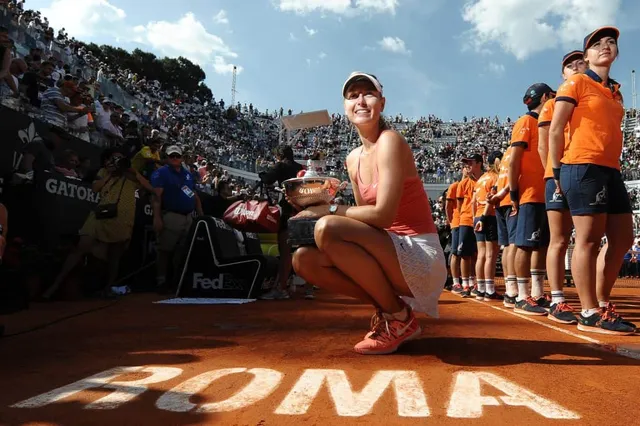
[454,154,482,298]
[488,146,518,307]
[537,50,586,325]
[472,151,503,301]
[446,174,464,294]
[550,26,635,335]
[508,83,554,315]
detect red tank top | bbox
[357,148,437,236]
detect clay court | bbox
[2,284,640,426]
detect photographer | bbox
[256,144,304,300]
[43,150,153,299]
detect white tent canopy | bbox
[281,110,331,131]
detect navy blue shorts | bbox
[496,206,510,246]
[451,227,460,256]
[457,225,477,257]
[560,164,632,216]
[545,178,568,211]
[474,216,498,242]
[515,203,550,248]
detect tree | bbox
[76,42,213,101]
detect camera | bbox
[113,156,131,170]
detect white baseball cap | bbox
[166,145,183,156]
[342,72,383,98]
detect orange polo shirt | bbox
[456,176,476,227]
[510,112,545,204]
[496,147,512,208]
[555,70,624,170]
[446,181,460,228]
[474,171,498,217]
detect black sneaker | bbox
[548,302,578,324]
[603,303,637,331]
[484,292,504,302]
[503,294,517,308]
[577,309,636,335]
[475,291,485,301]
[514,297,548,316]
[451,284,464,295]
[536,295,552,312]
[460,288,472,298]
[471,287,480,297]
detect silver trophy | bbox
[282,172,347,246]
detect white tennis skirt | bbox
[386,232,447,319]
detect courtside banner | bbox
[0,105,101,177]
[35,170,100,246]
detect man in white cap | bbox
[151,145,203,291]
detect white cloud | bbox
[304,25,317,36]
[487,62,505,76]
[462,0,622,60]
[378,36,411,55]
[306,58,312,67]
[40,0,126,38]
[277,0,397,16]
[213,56,243,75]
[318,52,327,59]
[132,13,241,75]
[213,9,229,24]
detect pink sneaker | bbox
[365,309,384,339]
[354,310,422,355]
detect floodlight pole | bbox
[231,66,238,106]
[632,69,637,111]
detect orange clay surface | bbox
[2,284,640,426]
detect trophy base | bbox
[287,218,318,247]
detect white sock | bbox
[531,269,545,298]
[462,278,470,289]
[506,275,518,297]
[453,277,461,287]
[485,279,495,294]
[551,291,565,305]
[516,277,530,302]
[582,307,600,317]
[470,276,476,288]
[476,279,486,293]
[598,301,608,308]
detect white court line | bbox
[461,297,640,361]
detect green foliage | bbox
[80,42,213,102]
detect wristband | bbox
[552,167,561,180]
[510,190,519,202]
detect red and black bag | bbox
[223,200,280,233]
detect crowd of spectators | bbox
[3,0,640,233]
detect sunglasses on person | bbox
[168,153,182,159]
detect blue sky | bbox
[27,0,640,120]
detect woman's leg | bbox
[312,215,410,314]
[484,241,498,280]
[546,210,573,297]
[597,213,634,303]
[292,246,377,305]
[571,214,607,310]
[106,241,128,288]
[475,241,486,282]
[43,236,95,299]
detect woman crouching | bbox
[291,72,447,355]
